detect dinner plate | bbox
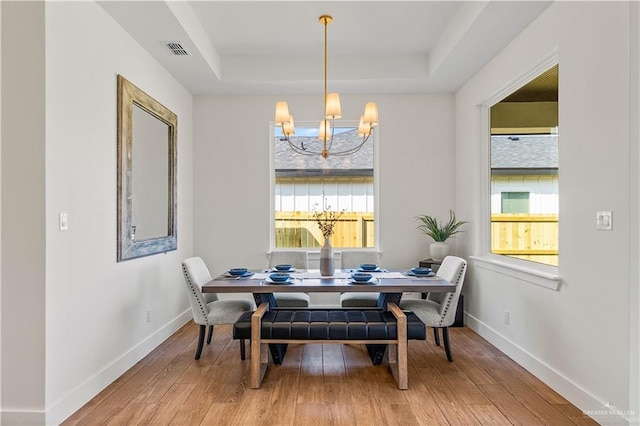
[264,277,295,284]
[357,267,382,272]
[271,267,296,272]
[407,271,435,277]
[225,271,254,278]
[347,277,378,284]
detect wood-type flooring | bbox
[63,322,598,425]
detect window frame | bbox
[269,120,380,252]
[474,51,560,290]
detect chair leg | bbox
[195,325,206,360]
[433,327,440,346]
[442,327,453,362]
[206,325,214,344]
[240,339,246,360]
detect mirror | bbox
[117,75,177,261]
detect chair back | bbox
[432,256,467,327]
[269,251,309,269]
[181,257,218,325]
[340,250,380,269]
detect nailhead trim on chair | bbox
[182,263,210,326]
[437,262,466,327]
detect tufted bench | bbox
[233,303,426,389]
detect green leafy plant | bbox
[416,210,467,242]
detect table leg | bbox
[252,292,287,365]
[253,293,276,307]
[365,292,403,364]
[377,292,402,308]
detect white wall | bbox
[1,2,46,424]
[193,94,455,276]
[455,2,637,422]
[1,2,194,424]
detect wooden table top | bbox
[202,269,455,294]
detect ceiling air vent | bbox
[162,42,190,56]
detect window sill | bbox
[470,255,561,291]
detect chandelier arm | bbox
[323,131,373,157]
[327,120,336,151]
[288,139,324,156]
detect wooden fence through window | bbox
[491,213,558,266]
[275,211,374,248]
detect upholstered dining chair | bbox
[339,250,381,307]
[268,251,311,307]
[399,255,467,362]
[181,257,254,360]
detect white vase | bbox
[429,242,449,262]
[320,237,335,276]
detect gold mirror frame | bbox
[117,75,177,261]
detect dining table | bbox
[201,268,456,308]
[202,268,456,365]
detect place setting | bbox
[355,263,388,273]
[270,264,296,272]
[347,271,378,285]
[223,268,255,279]
[263,271,298,285]
[406,267,436,278]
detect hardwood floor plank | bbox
[553,404,600,426]
[402,370,450,425]
[342,343,369,369]
[295,403,329,425]
[297,344,326,404]
[130,348,195,404]
[497,374,578,425]
[264,373,299,424]
[497,355,570,405]
[440,367,492,405]
[467,404,513,425]
[104,403,158,426]
[198,402,244,426]
[478,383,544,425]
[62,323,594,426]
[139,383,195,424]
[417,367,482,425]
[454,351,499,385]
[323,343,347,383]
[326,402,357,425]
[379,403,421,426]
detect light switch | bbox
[596,211,612,230]
[59,213,69,231]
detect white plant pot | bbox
[429,242,449,262]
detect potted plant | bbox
[416,210,467,261]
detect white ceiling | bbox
[98,1,552,96]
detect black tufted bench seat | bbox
[233,302,426,389]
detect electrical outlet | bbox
[503,310,510,325]
[146,309,152,323]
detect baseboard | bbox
[464,312,631,425]
[42,309,191,426]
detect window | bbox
[272,124,375,249]
[489,64,558,266]
[501,192,530,213]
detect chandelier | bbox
[274,15,379,159]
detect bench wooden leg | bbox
[250,303,269,388]
[387,303,408,389]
